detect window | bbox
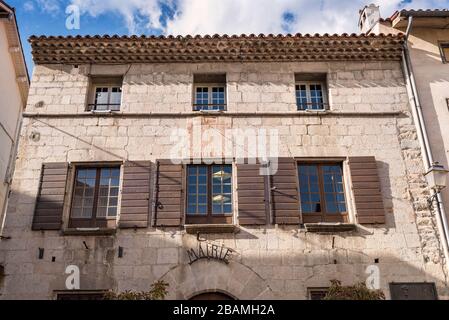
[87,76,123,112]
[308,289,329,300]
[56,291,106,300]
[440,42,449,63]
[298,163,348,223]
[193,73,227,111]
[69,166,120,229]
[295,73,328,111]
[390,283,438,300]
[295,83,327,110]
[186,164,233,224]
[194,86,226,111]
[91,86,122,111]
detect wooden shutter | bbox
[271,158,301,225]
[348,156,386,224]
[237,160,267,225]
[154,159,183,227]
[119,161,152,229]
[32,163,69,230]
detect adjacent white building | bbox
[0,1,29,233]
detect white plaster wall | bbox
[0,22,23,229]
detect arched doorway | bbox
[160,260,273,300]
[190,292,235,301]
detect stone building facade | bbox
[0,34,448,300]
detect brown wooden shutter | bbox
[32,163,69,231]
[271,158,301,225]
[154,159,183,227]
[119,161,152,229]
[237,160,267,225]
[348,156,386,224]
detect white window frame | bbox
[295,81,328,111]
[193,83,227,112]
[88,83,123,112]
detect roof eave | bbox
[1,1,30,107]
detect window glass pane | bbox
[321,165,346,214]
[211,87,226,111]
[108,207,117,217]
[95,87,109,104]
[296,84,308,110]
[94,87,109,110]
[97,207,107,218]
[96,167,120,218]
[309,84,324,110]
[109,87,122,110]
[71,169,97,219]
[298,165,321,213]
[211,165,233,215]
[195,87,209,111]
[187,165,208,215]
[110,187,119,197]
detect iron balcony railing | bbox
[193,104,227,112]
[87,104,121,112]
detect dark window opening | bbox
[186,164,233,225]
[390,283,438,300]
[69,166,120,229]
[440,42,449,63]
[56,291,106,300]
[298,163,348,223]
[308,288,329,300]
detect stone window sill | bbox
[304,223,356,233]
[61,228,117,236]
[185,224,238,234]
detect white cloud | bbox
[36,0,62,15]
[23,1,35,12]
[70,0,168,33]
[69,0,449,35]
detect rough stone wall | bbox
[0,61,447,299]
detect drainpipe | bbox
[402,16,449,271]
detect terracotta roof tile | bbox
[29,33,405,65]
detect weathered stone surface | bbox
[0,61,448,300]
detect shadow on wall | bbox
[408,45,449,221]
[0,191,447,300]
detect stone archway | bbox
[189,291,235,301]
[159,259,273,300]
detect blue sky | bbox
[6,0,449,75]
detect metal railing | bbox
[297,102,328,111]
[193,104,227,112]
[87,104,121,112]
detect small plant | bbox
[323,280,385,300]
[103,280,169,300]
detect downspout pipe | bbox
[402,16,449,271]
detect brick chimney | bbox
[358,4,381,33]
